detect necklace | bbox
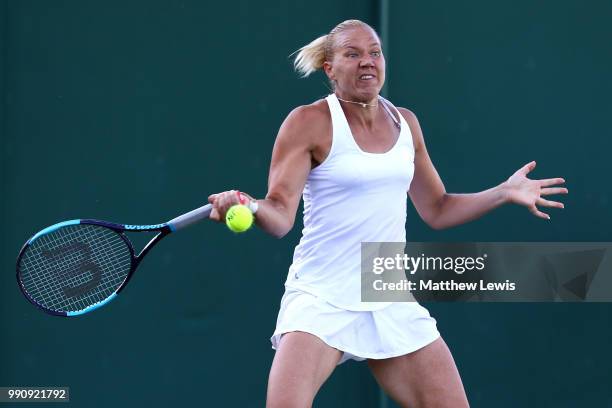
[335,94,401,130]
[336,95,379,108]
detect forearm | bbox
[252,197,295,239]
[430,184,509,230]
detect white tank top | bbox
[284,94,416,311]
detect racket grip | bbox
[167,204,213,232]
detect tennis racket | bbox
[16,204,213,317]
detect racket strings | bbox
[18,224,132,313]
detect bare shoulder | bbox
[278,99,331,151]
[396,107,418,123]
[291,98,329,118]
[283,99,330,134]
[396,107,424,150]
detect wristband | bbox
[247,200,259,214]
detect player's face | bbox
[324,27,385,103]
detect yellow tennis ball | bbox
[225,204,254,233]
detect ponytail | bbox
[293,34,328,77]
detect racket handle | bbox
[167,204,213,232]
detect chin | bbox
[356,88,380,100]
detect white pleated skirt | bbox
[270,288,440,365]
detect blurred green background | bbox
[1,0,610,406]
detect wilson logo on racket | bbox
[123,223,167,230]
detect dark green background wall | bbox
[1,1,610,407]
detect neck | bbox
[334,92,379,109]
[335,92,380,128]
[336,96,379,108]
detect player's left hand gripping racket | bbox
[16,204,213,317]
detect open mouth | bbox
[359,74,376,80]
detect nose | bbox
[359,56,375,68]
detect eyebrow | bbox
[343,43,381,50]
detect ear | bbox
[323,61,335,82]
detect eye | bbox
[347,53,358,58]
[371,51,381,57]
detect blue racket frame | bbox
[16,204,212,317]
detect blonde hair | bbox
[293,19,377,77]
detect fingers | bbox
[529,198,564,220]
[209,207,221,222]
[519,161,537,175]
[539,178,565,187]
[529,205,550,220]
[541,187,568,196]
[536,197,564,209]
[213,190,241,216]
[208,190,247,222]
[239,191,255,202]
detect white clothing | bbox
[271,288,440,364]
[271,95,438,363]
[285,94,416,311]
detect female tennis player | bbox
[208,19,567,408]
